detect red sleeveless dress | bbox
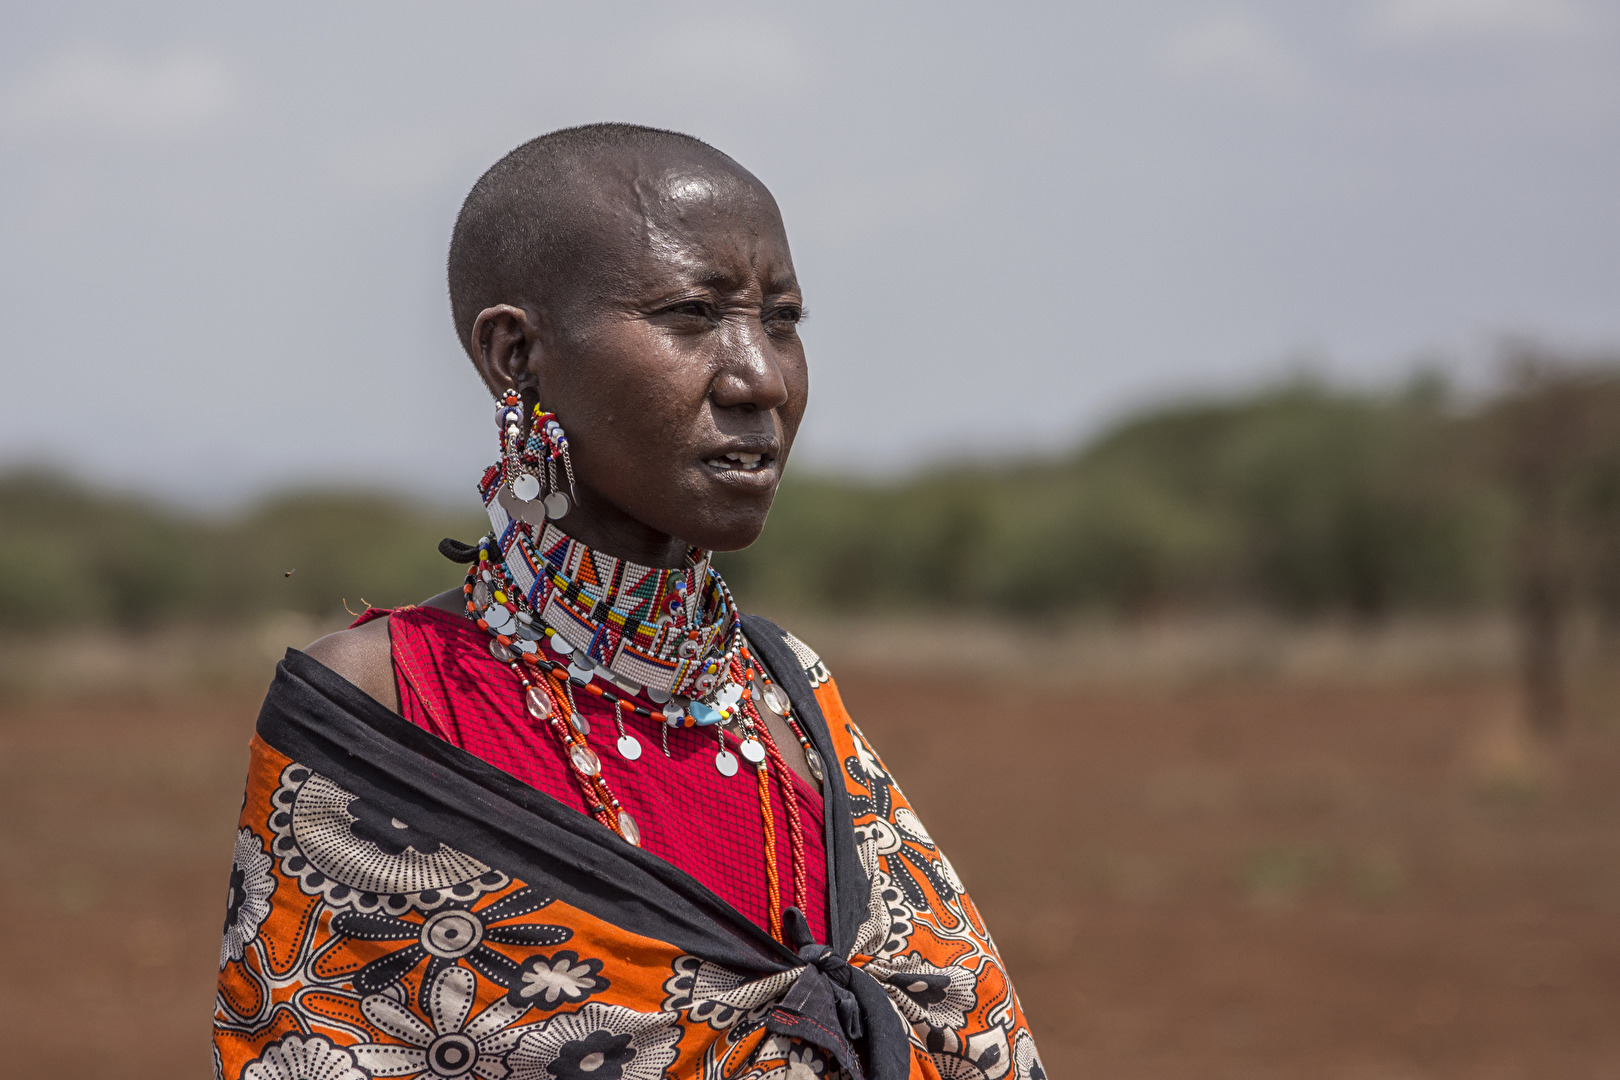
[370,605,829,942]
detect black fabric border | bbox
[740,615,871,956]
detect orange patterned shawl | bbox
[213,617,1044,1080]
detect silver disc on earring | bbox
[544,492,570,519]
[740,738,766,764]
[511,472,541,502]
[714,749,739,777]
[617,734,643,761]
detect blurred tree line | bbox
[4,353,1620,732]
[721,373,1505,618]
[0,478,486,628]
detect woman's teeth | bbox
[707,452,766,471]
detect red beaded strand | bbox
[462,560,641,846]
[734,651,809,919]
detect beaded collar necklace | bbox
[478,464,737,703]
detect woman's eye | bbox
[670,301,711,318]
[770,307,803,325]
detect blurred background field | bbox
[7,367,1620,1077]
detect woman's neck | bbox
[499,487,689,569]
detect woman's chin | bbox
[673,501,776,554]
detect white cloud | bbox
[1,46,238,140]
[1161,10,1306,98]
[1373,0,1585,40]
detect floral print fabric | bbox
[215,643,1044,1080]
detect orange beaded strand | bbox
[755,761,783,940]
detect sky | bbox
[2,1,1617,504]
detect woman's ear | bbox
[469,304,540,396]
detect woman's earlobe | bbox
[470,304,539,394]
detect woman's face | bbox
[475,152,808,566]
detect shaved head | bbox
[447,123,772,364]
[450,123,806,563]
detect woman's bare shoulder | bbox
[299,590,464,714]
[302,616,399,713]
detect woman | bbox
[213,124,1043,1080]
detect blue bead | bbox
[687,701,721,726]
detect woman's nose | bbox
[710,317,789,413]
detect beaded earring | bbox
[496,389,577,519]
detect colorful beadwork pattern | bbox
[479,466,735,701]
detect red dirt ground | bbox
[1,674,1617,1078]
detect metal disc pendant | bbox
[714,749,739,777]
[489,640,515,663]
[805,747,825,783]
[484,606,514,632]
[569,711,591,736]
[740,738,766,764]
[511,472,541,501]
[544,492,570,519]
[569,743,601,777]
[617,808,642,847]
[550,634,574,658]
[647,684,672,705]
[567,661,594,683]
[617,734,643,761]
[525,686,551,720]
